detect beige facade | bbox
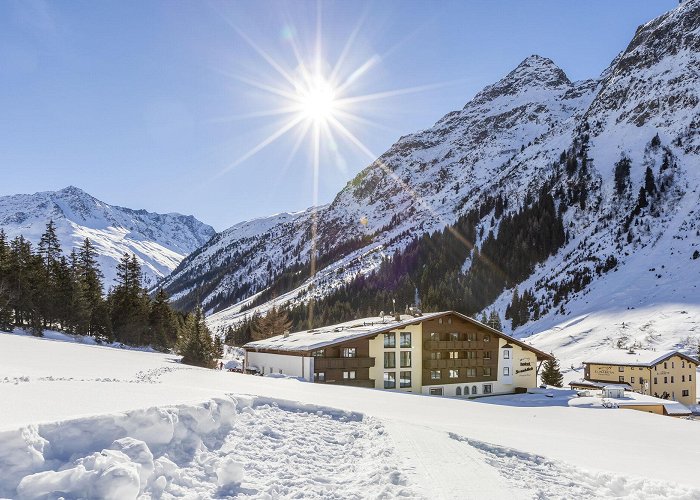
[368,323,423,392]
[584,354,696,406]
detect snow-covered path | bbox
[2,332,700,498]
[388,421,521,499]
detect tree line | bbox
[0,221,220,367]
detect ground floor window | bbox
[483,384,492,394]
[384,372,396,389]
[314,372,325,382]
[456,386,462,395]
[400,371,411,388]
[429,387,443,396]
[619,376,624,382]
[682,390,690,397]
[503,367,509,376]
[471,386,478,395]
[343,370,356,380]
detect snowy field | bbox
[2,332,700,499]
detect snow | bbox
[244,312,443,352]
[2,332,700,499]
[582,348,691,366]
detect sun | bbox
[296,75,337,124]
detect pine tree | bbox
[177,305,216,368]
[149,288,179,350]
[251,306,293,340]
[540,356,564,387]
[0,230,13,330]
[487,309,502,331]
[644,166,656,195]
[614,157,631,195]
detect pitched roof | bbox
[583,349,698,367]
[243,310,554,360]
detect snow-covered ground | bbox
[2,332,700,499]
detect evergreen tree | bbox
[487,309,502,331]
[0,230,13,330]
[177,305,216,368]
[149,288,179,350]
[614,157,631,195]
[644,166,656,195]
[251,306,293,340]
[540,356,564,387]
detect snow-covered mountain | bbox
[165,0,700,368]
[0,186,215,289]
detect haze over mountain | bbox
[0,186,215,288]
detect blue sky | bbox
[0,0,677,230]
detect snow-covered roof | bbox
[244,312,446,352]
[583,349,696,367]
[613,393,692,416]
[243,311,554,360]
[569,379,632,390]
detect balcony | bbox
[313,357,375,369]
[423,340,484,350]
[325,378,375,388]
[424,358,487,369]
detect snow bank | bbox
[0,396,413,499]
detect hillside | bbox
[0,186,215,288]
[164,1,700,367]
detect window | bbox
[682,375,685,382]
[664,362,668,369]
[384,372,396,389]
[312,349,324,357]
[467,351,476,359]
[467,368,476,377]
[467,332,477,341]
[503,350,510,359]
[448,318,452,324]
[430,332,439,340]
[449,351,459,359]
[654,377,658,384]
[672,361,675,369]
[342,348,356,358]
[671,376,674,383]
[400,332,412,348]
[431,370,441,380]
[429,387,443,395]
[430,351,441,360]
[483,351,491,360]
[682,390,690,397]
[483,335,490,343]
[314,372,325,382]
[690,374,693,382]
[483,384,492,394]
[456,386,462,396]
[618,376,624,382]
[449,332,459,341]
[400,371,411,388]
[618,366,624,372]
[400,351,412,368]
[343,371,356,380]
[449,369,459,379]
[631,377,635,384]
[384,332,396,348]
[503,367,510,376]
[682,361,685,368]
[384,352,396,369]
[483,367,492,376]
[664,377,668,384]
[471,386,478,395]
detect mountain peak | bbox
[507,54,571,87]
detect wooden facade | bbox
[421,316,498,385]
[311,337,376,388]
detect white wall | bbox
[247,352,313,381]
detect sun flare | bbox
[296,76,337,124]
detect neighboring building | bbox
[243,311,553,397]
[577,350,697,406]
